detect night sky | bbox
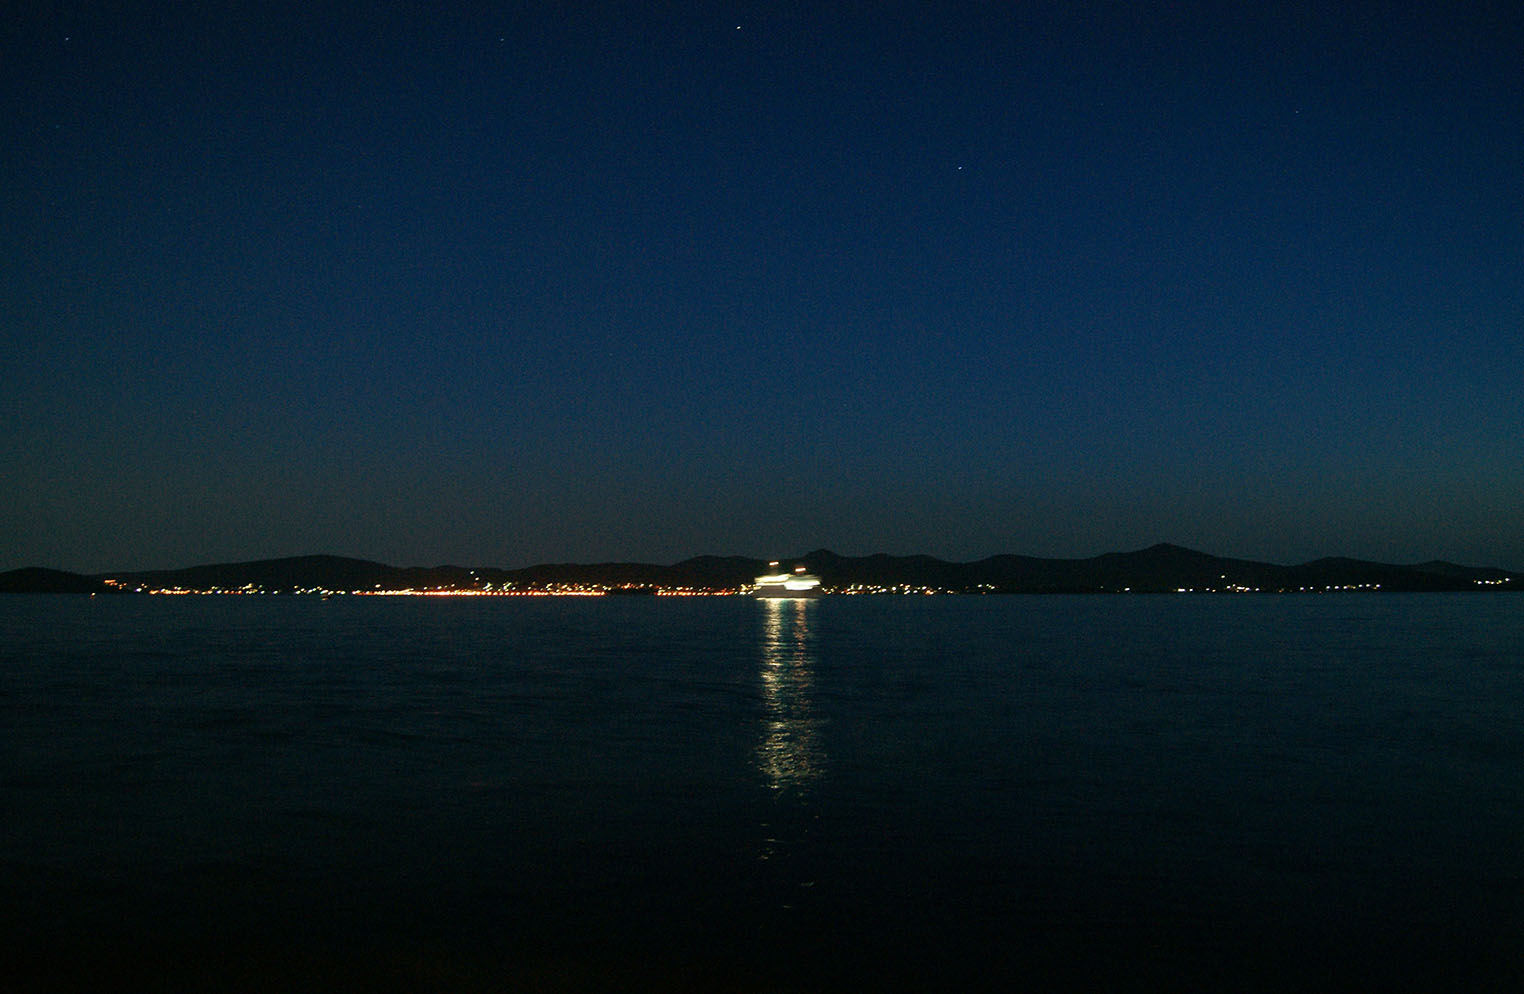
[5,1,1522,573]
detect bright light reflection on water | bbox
[757,597,822,794]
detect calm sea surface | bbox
[3,593,1523,991]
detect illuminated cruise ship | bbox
[754,562,823,598]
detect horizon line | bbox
[9,541,1522,577]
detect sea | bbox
[3,593,1523,992]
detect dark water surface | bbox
[4,594,1523,991]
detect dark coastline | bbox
[2,543,1518,595]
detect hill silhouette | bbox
[0,567,109,594]
[1,544,1514,594]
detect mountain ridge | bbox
[2,545,1518,593]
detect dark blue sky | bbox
[5,1,1522,572]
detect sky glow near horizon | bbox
[3,2,1522,573]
